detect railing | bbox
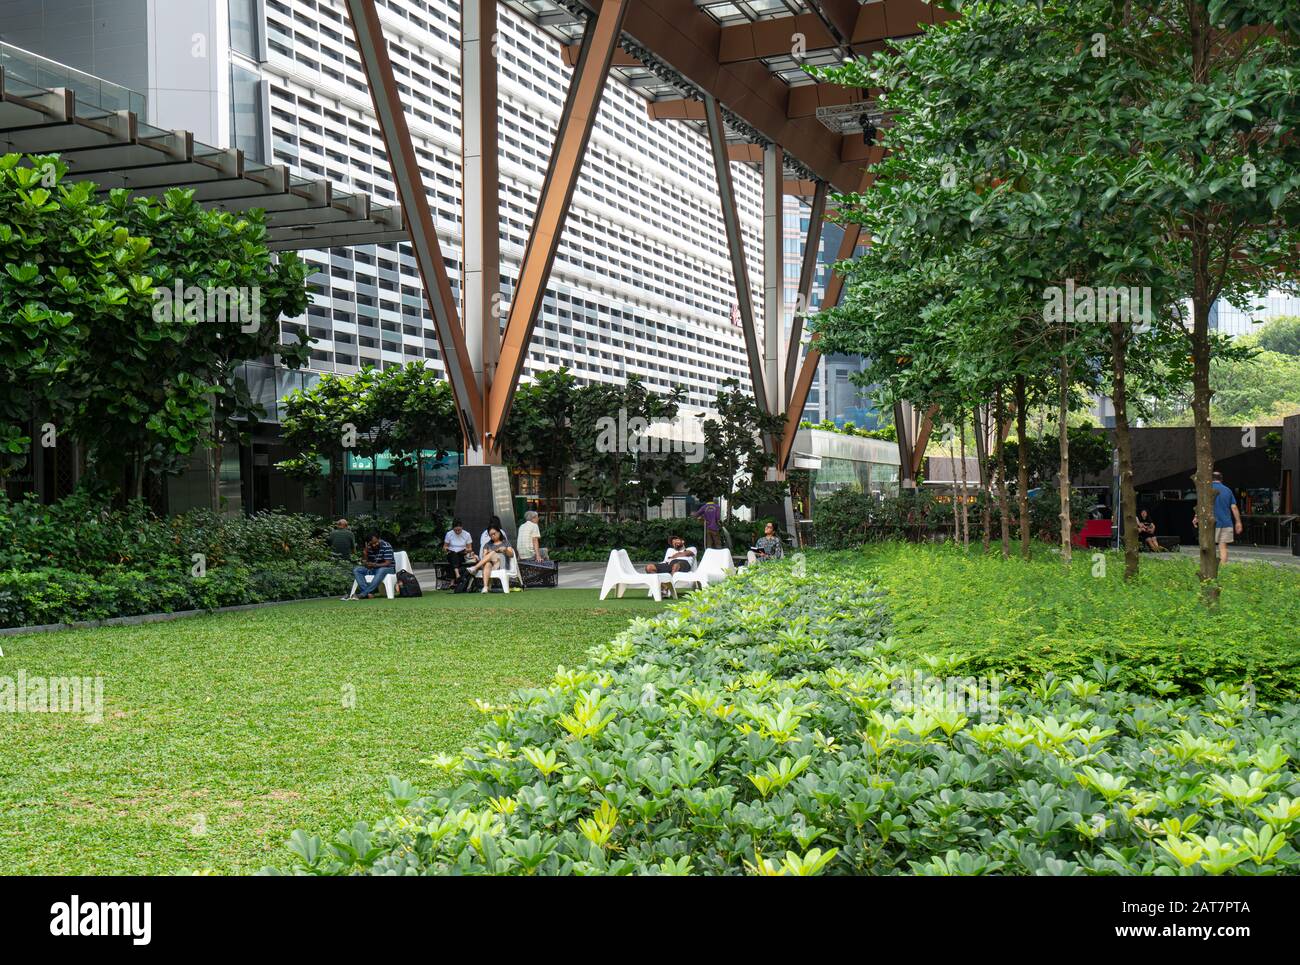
[0,41,146,115]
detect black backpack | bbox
[396,569,422,598]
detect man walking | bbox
[1193,470,1243,564]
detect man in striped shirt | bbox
[353,535,395,599]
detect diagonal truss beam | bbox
[785,180,827,400]
[487,0,629,447]
[344,0,482,448]
[778,208,863,470]
[704,92,769,417]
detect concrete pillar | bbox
[461,0,500,464]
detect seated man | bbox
[646,535,696,577]
[352,534,396,599]
[517,510,543,561]
[747,521,785,565]
[444,519,474,586]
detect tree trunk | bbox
[1014,375,1031,559]
[974,406,992,552]
[995,386,1011,558]
[1110,321,1140,580]
[958,413,970,548]
[1188,1,1219,605]
[209,416,222,514]
[1057,356,1072,565]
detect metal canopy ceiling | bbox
[503,0,946,189]
[0,64,405,252]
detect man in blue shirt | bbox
[1194,471,1243,564]
[352,534,395,599]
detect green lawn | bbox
[858,542,1300,699]
[0,590,662,875]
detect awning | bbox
[0,62,406,252]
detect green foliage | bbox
[814,487,1087,548]
[502,369,577,501]
[570,374,685,516]
[1002,422,1114,489]
[0,491,332,573]
[685,379,787,518]
[0,155,311,496]
[1254,316,1300,357]
[861,543,1300,700]
[0,560,349,629]
[267,558,1300,875]
[540,514,759,563]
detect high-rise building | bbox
[1,0,779,410]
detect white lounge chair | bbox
[598,549,663,602]
[349,550,411,600]
[694,548,736,587]
[668,546,704,594]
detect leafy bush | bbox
[860,542,1300,700]
[266,557,1300,876]
[543,514,761,562]
[0,560,349,628]
[0,492,333,572]
[813,486,1088,548]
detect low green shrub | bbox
[0,560,350,628]
[0,492,334,572]
[544,514,762,562]
[859,542,1300,700]
[266,558,1300,876]
[814,487,1088,549]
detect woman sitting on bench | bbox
[467,525,514,592]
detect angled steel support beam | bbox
[762,144,784,418]
[785,180,827,400]
[777,210,864,470]
[487,0,629,447]
[462,0,501,463]
[344,0,482,449]
[704,91,768,417]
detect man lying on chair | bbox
[353,534,395,599]
[646,535,696,576]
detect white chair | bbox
[669,547,704,594]
[484,550,522,593]
[349,550,411,600]
[598,549,663,602]
[694,548,736,587]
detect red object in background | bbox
[1073,519,1113,547]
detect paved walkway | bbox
[410,560,610,590]
[1146,544,1300,569]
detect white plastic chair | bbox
[484,550,521,593]
[598,549,663,602]
[349,549,410,600]
[694,548,736,587]
[668,546,703,594]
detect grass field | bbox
[859,542,1300,699]
[0,590,662,875]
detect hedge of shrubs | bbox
[542,514,774,562]
[266,557,1300,875]
[0,493,348,628]
[813,486,1089,549]
[0,561,351,629]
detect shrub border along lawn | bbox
[0,593,342,637]
[268,556,1300,876]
